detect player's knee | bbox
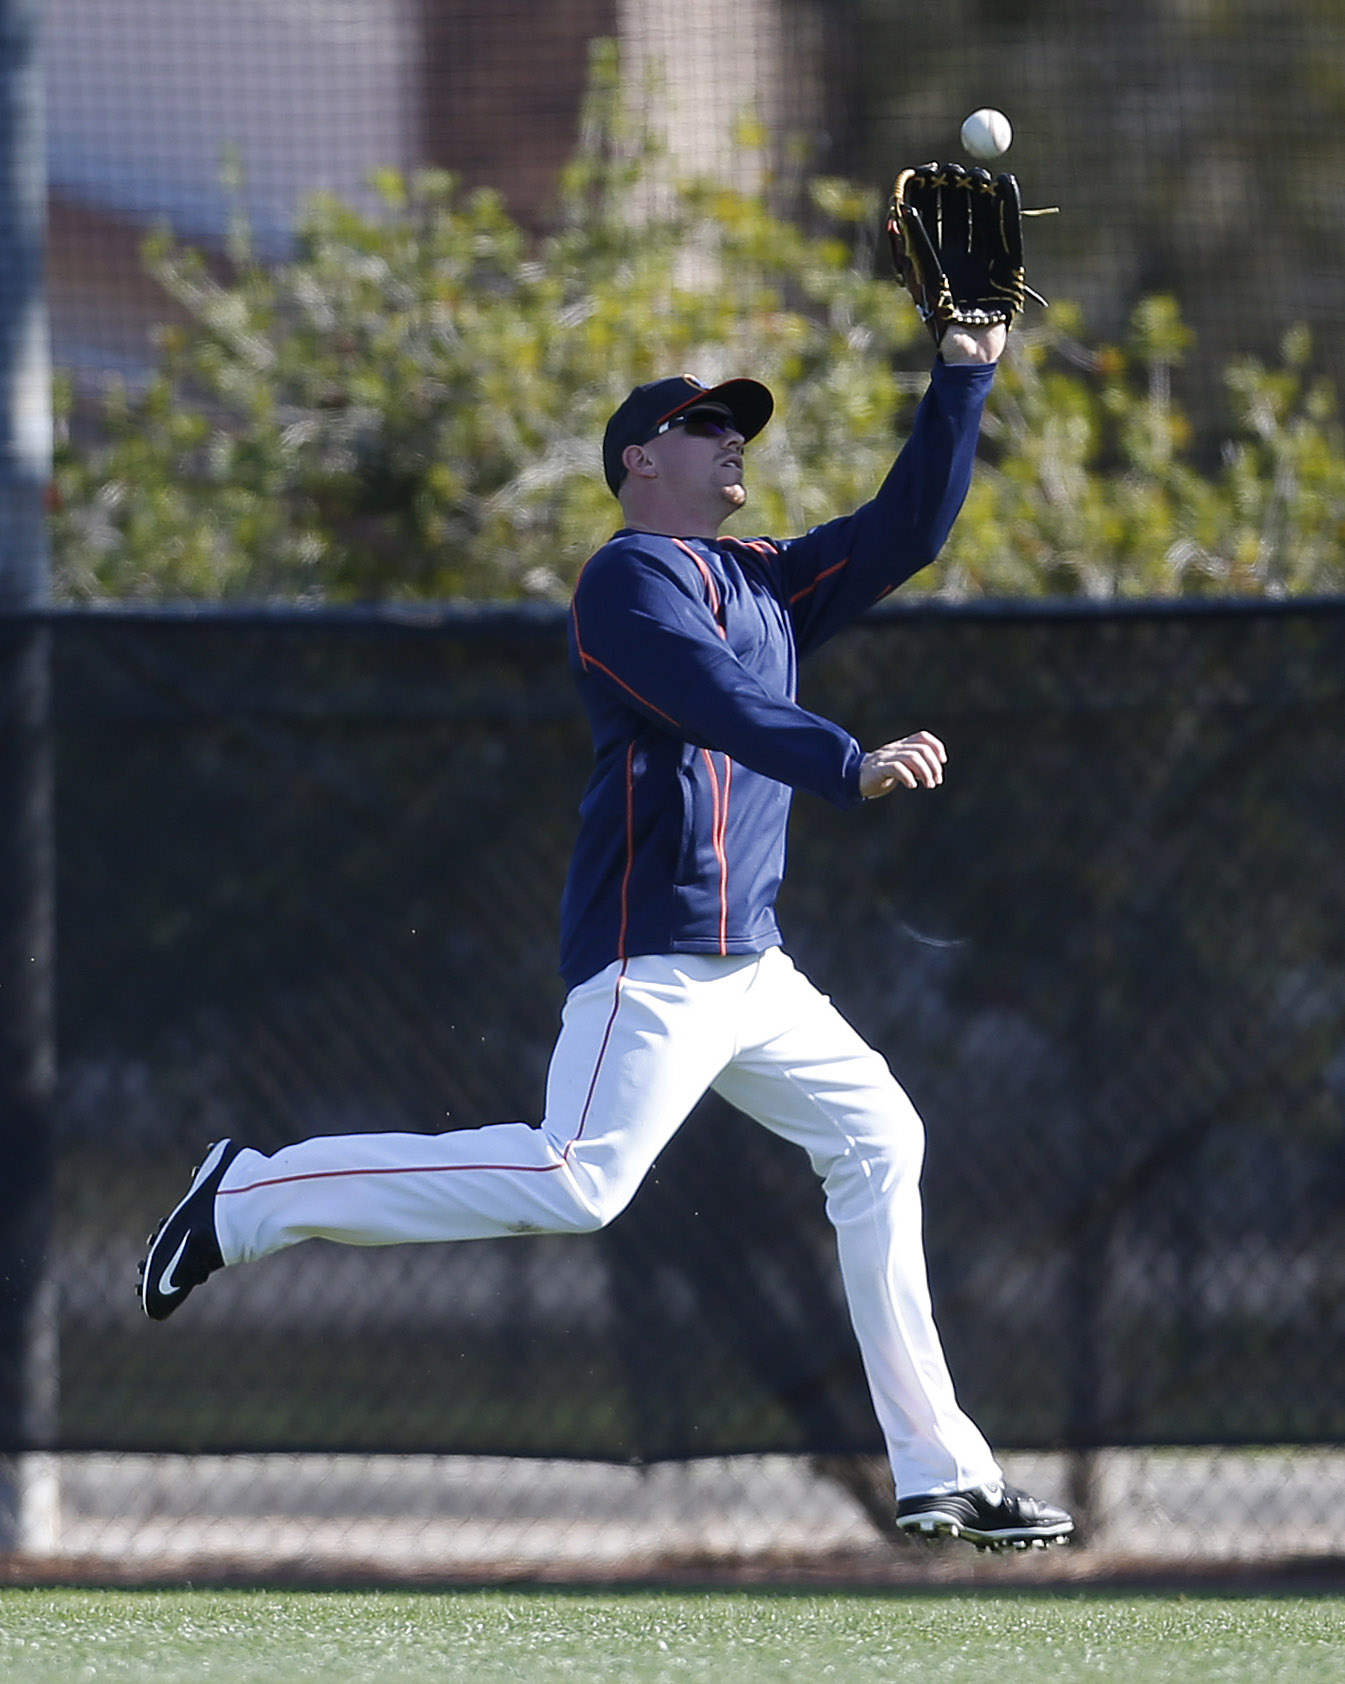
[885,1105,926,1174]
[828,1094,926,1186]
[549,1166,639,1234]
[873,1109,925,1194]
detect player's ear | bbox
[622,442,657,481]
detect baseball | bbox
[960,108,1013,160]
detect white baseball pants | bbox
[214,947,1001,1499]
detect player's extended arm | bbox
[844,328,996,799]
[778,358,995,653]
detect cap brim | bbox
[658,378,774,442]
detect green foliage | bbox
[50,42,1345,604]
[950,299,1345,599]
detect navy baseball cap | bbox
[602,375,774,495]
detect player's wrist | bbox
[940,324,1006,365]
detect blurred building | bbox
[44,0,808,384]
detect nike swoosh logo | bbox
[156,1234,192,1297]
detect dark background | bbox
[21,599,1345,1458]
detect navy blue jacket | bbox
[559,360,994,987]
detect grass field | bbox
[2,1587,1344,1683]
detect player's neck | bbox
[619,492,738,541]
[623,517,726,540]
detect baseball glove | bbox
[886,162,1040,345]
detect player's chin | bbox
[721,482,747,510]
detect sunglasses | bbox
[652,408,741,441]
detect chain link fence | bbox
[18,0,1345,1582]
[0,602,1342,1578]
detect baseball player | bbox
[140,168,1074,1551]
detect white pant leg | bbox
[711,947,1001,1500]
[214,955,744,1266]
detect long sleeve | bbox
[570,539,864,809]
[774,360,994,655]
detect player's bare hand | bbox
[859,731,947,799]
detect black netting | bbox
[9,601,1345,1457]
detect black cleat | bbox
[138,1139,241,1320]
[895,1482,1075,1550]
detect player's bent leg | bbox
[533,954,749,1223]
[173,955,742,1276]
[213,1120,614,1265]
